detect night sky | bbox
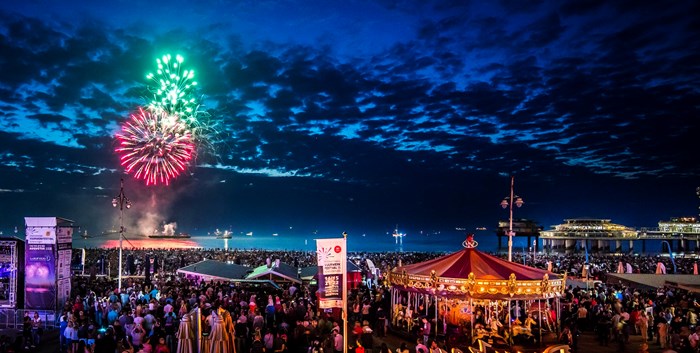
[0,0,698,239]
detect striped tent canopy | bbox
[389,246,566,300]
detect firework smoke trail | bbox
[115,108,196,186]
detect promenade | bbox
[11,327,677,353]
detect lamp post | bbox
[500,176,524,262]
[112,178,132,291]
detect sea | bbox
[71,230,514,254]
[70,230,675,255]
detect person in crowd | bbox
[332,328,343,353]
[414,337,428,353]
[395,342,409,353]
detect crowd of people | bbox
[512,252,700,279]
[54,248,447,353]
[558,279,700,353]
[7,246,700,353]
[78,247,700,284]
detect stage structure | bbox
[24,217,73,311]
[0,237,24,309]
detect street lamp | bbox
[501,176,524,262]
[112,178,132,291]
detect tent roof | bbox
[397,247,560,281]
[246,262,302,284]
[606,273,700,290]
[299,261,362,280]
[24,217,74,227]
[390,246,565,300]
[667,283,700,294]
[299,266,317,280]
[177,260,251,281]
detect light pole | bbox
[112,178,132,291]
[500,176,524,262]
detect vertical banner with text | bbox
[56,225,73,311]
[25,243,56,310]
[316,238,346,309]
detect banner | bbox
[25,226,56,245]
[316,238,346,309]
[25,243,56,310]
[56,226,73,244]
[57,243,72,280]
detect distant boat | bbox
[392,225,405,245]
[214,229,233,239]
[392,225,405,238]
[148,233,191,239]
[245,232,253,236]
[476,227,488,231]
[272,233,279,237]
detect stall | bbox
[387,236,567,350]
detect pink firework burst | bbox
[115,107,196,185]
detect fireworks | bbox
[115,108,195,186]
[146,54,198,119]
[115,53,211,185]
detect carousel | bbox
[387,235,568,352]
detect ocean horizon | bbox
[71,230,501,253]
[69,231,673,254]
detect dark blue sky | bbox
[0,0,698,238]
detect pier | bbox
[538,218,700,254]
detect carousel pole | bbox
[197,307,202,353]
[508,300,512,345]
[556,298,561,335]
[425,294,429,316]
[390,288,395,328]
[538,299,543,346]
[470,298,474,344]
[414,293,418,315]
[434,296,438,340]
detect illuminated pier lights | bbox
[540,219,637,254]
[541,218,700,254]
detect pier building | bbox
[540,218,635,253]
[639,217,700,253]
[540,217,700,254]
[495,219,542,253]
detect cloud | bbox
[0,1,698,233]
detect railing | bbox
[541,231,700,240]
[0,309,59,330]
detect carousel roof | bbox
[388,240,566,299]
[397,247,561,281]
